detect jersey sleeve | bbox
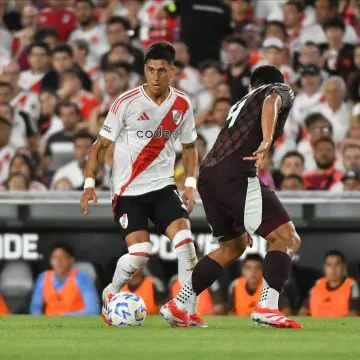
[265,83,295,111]
[99,101,126,142]
[178,103,197,144]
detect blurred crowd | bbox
[0,0,360,193]
[0,244,359,317]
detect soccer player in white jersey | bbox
[80,42,205,327]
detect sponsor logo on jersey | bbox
[102,124,112,134]
[172,110,183,125]
[136,126,171,140]
[119,214,128,229]
[137,112,150,121]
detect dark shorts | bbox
[198,175,290,242]
[112,185,189,237]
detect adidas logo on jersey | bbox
[137,112,150,121]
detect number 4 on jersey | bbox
[226,98,247,128]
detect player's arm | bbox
[243,91,282,166]
[80,135,112,215]
[181,142,198,213]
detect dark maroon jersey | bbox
[200,83,294,178]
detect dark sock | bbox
[263,251,292,292]
[192,255,224,295]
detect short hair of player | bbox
[0,80,13,91]
[304,112,333,134]
[74,131,96,143]
[144,42,176,65]
[106,15,131,31]
[281,151,305,165]
[52,43,73,58]
[243,253,264,265]
[314,137,335,150]
[55,100,80,117]
[323,17,345,32]
[29,41,51,56]
[324,249,346,264]
[50,242,75,257]
[250,65,284,88]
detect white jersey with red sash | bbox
[99,85,197,197]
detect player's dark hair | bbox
[29,41,51,56]
[52,43,73,58]
[144,42,175,65]
[243,253,264,265]
[55,100,80,117]
[0,81,13,91]
[323,17,346,32]
[281,150,305,165]
[74,131,96,143]
[50,242,75,258]
[314,137,335,149]
[72,39,90,56]
[250,65,284,87]
[75,0,95,8]
[284,0,303,12]
[264,20,287,37]
[304,113,333,134]
[0,116,11,128]
[324,249,346,264]
[106,15,131,31]
[198,60,222,74]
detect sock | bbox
[110,242,152,293]
[258,250,292,310]
[173,230,198,315]
[175,255,223,311]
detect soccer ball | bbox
[108,292,147,327]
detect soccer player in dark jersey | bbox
[160,65,302,328]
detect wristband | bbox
[184,177,197,190]
[84,178,95,189]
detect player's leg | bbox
[102,196,152,325]
[250,182,302,328]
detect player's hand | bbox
[243,139,272,168]
[80,188,98,216]
[182,187,196,214]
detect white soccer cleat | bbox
[159,300,190,328]
[101,284,115,326]
[250,306,302,329]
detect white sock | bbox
[110,242,152,293]
[174,281,197,312]
[173,230,198,314]
[258,278,279,310]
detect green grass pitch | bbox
[0,316,359,360]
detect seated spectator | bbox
[8,154,47,191]
[223,37,251,102]
[280,174,305,190]
[263,21,287,43]
[283,0,304,56]
[5,172,30,191]
[302,138,343,190]
[229,254,292,316]
[285,65,323,142]
[53,177,73,191]
[320,18,354,82]
[197,97,231,152]
[71,39,98,82]
[230,0,253,36]
[194,60,223,114]
[339,144,360,172]
[299,250,360,317]
[41,43,92,92]
[348,44,360,105]
[19,42,51,93]
[43,101,81,172]
[309,77,349,143]
[170,274,225,316]
[215,81,232,100]
[121,270,166,315]
[273,151,305,189]
[173,41,203,97]
[0,293,10,315]
[0,117,14,184]
[332,170,360,192]
[296,41,323,71]
[297,113,333,171]
[58,69,99,122]
[52,132,95,189]
[30,243,99,315]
